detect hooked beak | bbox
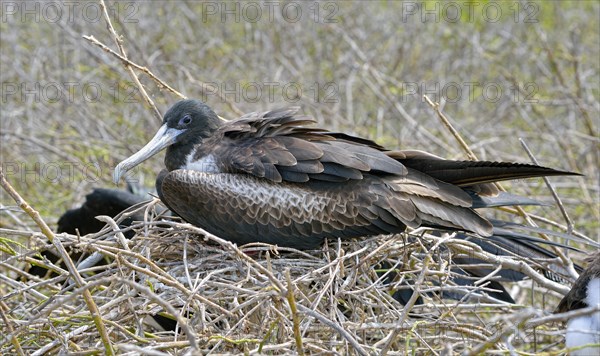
[113,124,183,183]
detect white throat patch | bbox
[185,152,221,173]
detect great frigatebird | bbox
[113,99,580,250]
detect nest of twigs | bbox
[1,197,581,355]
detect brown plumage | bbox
[114,100,579,249]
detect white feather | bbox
[185,151,221,173]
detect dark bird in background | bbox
[27,187,174,330]
[113,99,580,250]
[556,252,600,355]
[27,187,148,278]
[57,187,147,236]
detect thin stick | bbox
[0,300,25,355]
[97,0,162,122]
[519,138,575,235]
[82,34,185,101]
[423,95,478,161]
[528,304,600,328]
[296,304,369,356]
[286,269,304,356]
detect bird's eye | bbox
[179,115,192,126]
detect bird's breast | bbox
[165,170,334,223]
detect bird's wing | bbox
[217,110,579,186]
[213,108,406,183]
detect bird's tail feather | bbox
[390,151,581,187]
[468,191,549,208]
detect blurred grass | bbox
[1,1,598,240]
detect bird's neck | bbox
[165,143,194,171]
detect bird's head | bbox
[113,99,221,183]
